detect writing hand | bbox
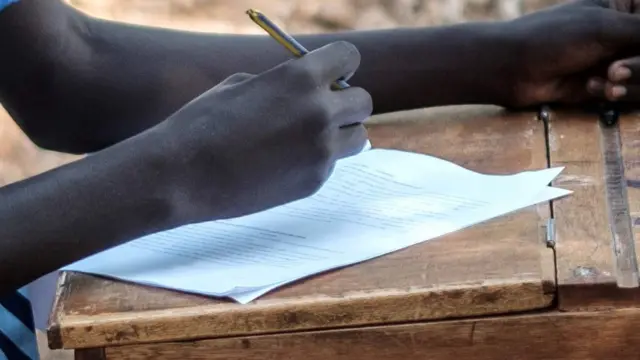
[143,41,372,223]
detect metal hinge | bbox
[545,218,555,248]
[537,105,551,123]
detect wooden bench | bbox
[47,105,640,359]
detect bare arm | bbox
[79,15,515,113]
[0,0,516,154]
[0,38,372,296]
[0,131,175,295]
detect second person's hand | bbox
[584,0,640,103]
[498,0,640,108]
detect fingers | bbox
[313,86,371,160]
[612,84,640,100]
[329,86,374,127]
[254,41,369,162]
[304,41,361,86]
[608,59,639,82]
[587,76,629,100]
[334,124,369,159]
[587,57,640,101]
[589,81,640,102]
[332,86,372,159]
[270,41,361,88]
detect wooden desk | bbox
[47,105,640,359]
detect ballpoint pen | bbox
[246,8,350,90]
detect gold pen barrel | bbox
[246,9,350,90]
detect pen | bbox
[246,8,350,90]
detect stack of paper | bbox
[63,149,570,303]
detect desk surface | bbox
[548,109,640,310]
[49,105,621,351]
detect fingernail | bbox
[612,85,627,98]
[587,78,605,91]
[612,66,631,82]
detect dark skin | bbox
[0,40,372,295]
[3,0,640,295]
[588,0,640,101]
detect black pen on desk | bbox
[246,9,350,90]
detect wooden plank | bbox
[618,112,640,289]
[550,110,640,310]
[104,309,640,360]
[74,348,106,360]
[549,109,615,310]
[48,106,554,349]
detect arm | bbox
[0,131,177,295]
[0,0,517,154]
[78,16,515,112]
[0,40,370,296]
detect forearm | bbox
[307,23,518,113]
[0,133,176,295]
[0,1,518,153]
[84,18,518,115]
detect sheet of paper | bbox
[63,149,571,304]
[227,185,570,303]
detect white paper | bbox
[63,149,571,304]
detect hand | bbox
[584,0,640,103]
[503,0,640,107]
[146,41,372,223]
[585,58,639,102]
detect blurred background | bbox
[0,0,564,359]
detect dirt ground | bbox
[0,0,563,358]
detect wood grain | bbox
[618,113,640,288]
[550,110,640,310]
[49,106,554,349]
[103,309,640,360]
